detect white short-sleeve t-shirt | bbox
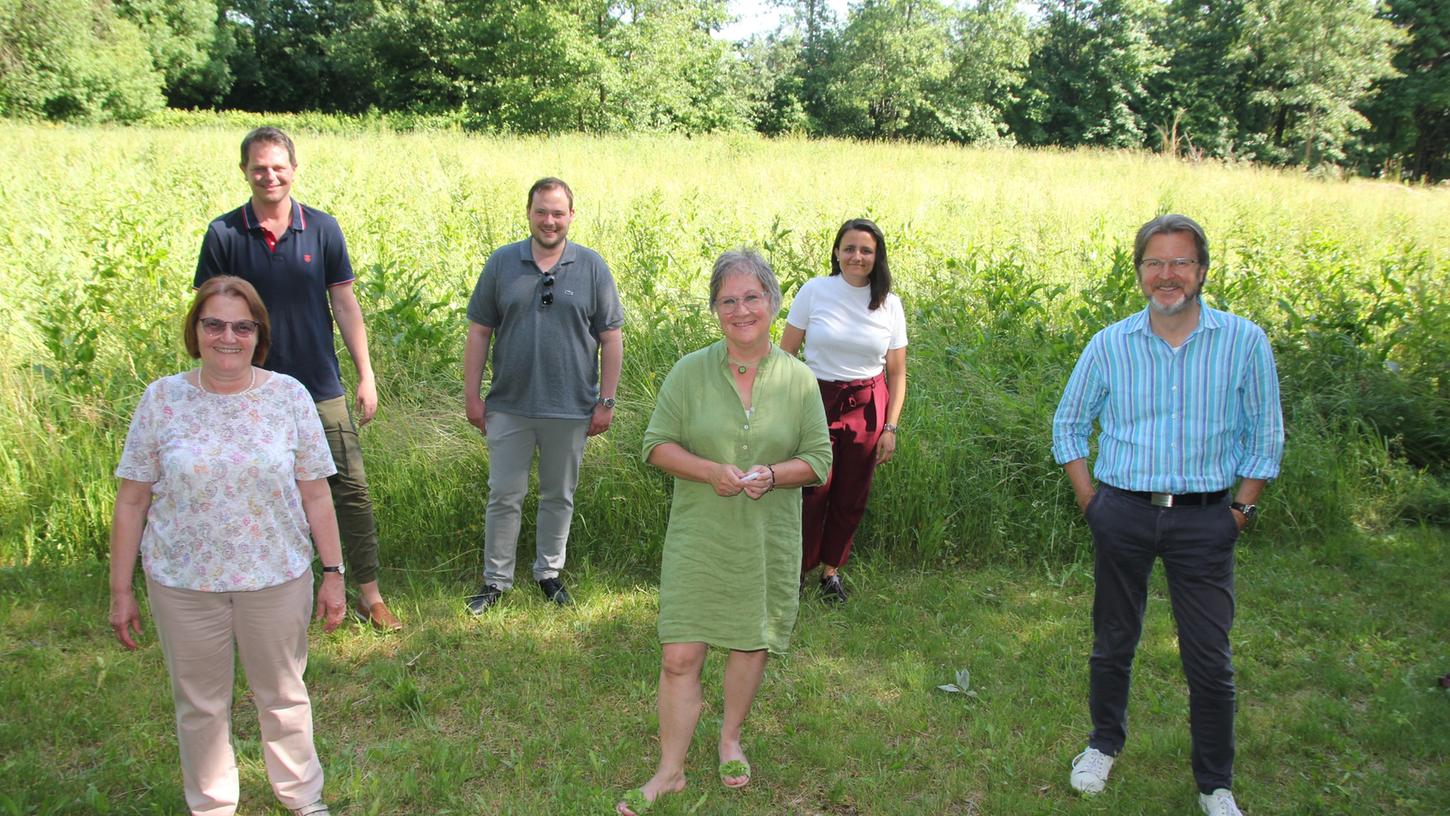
[115,371,337,592]
[785,275,908,381]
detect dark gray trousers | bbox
[1085,484,1240,794]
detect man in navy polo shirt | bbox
[195,126,402,632]
[1052,214,1284,816]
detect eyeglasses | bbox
[716,293,765,313]
[199,317,260,338]
[1138,258,1201,273]
[541,273,555,307]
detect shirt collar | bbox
[711,339,777,373]
[1126,301,1224,339]
[242,200,305,233]
[521,240,577,270]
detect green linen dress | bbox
[642,341,832,653]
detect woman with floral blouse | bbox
[108,275,345,816]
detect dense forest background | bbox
[2,0,1445,180]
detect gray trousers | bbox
[483,409,590,590]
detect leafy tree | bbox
[1144,0,1255,158]
[220,0,363,112]
[331,0,470,113]
[114,0,232,107]
[766,0,842,133]
[1360,0,1450,180]
[449,0,618,132]
[1009,0,1163,148]
[737,31,811,134]
[822,0,957,139]
[0,0,164,121]
[1236,0,1404,167]
[604,0,750,133]
[947,0,1032,142]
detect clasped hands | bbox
[709,463,774,499]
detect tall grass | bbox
[2,120,1448,571]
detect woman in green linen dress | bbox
[617,249,831,815]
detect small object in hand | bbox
[740,471,760,482]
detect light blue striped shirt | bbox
[1052,304,1284,493]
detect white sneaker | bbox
[1199,788,1243,816]
[1069,747,1114,794]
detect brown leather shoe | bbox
[355,600,403,632]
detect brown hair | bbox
[240,126,297,168]
[527,177,574,211]
[1133,213,1210,270]
[184,276,271,364]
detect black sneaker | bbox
[465,584,504,615]
[819,573,848,604]
[538,577,573,606]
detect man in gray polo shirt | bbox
[463,177,624,613]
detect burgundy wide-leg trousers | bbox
[801,373,888,573]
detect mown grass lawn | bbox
[3,527,1445,815]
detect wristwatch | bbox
[322,563,345,576]
[882,423,899,434]
[598,396,617,409]
[1229,502,1258,521]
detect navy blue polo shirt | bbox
[194,200,355,401]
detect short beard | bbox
[533,232,566,250]
[1148,292,1199,317]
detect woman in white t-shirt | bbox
[107,276,345,816]
[780,219,908,603]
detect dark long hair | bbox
[829,218,891,311]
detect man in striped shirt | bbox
[1052,214,1284,816]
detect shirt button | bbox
[743,424,750,430]
[742,444,749,450]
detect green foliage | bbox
[2,531,1447,812]
[0,0,1442,178]
[1144,0,1253,158]
[946,0,1032,142]
[820,0,957,139]
[1009,0,1164,148]
[3,124,1447,572]
[219,0,360,112]
[114,0,231,106]
[1236,0,1405,167]
[1359,0,1450,180]
[0,0,165,122]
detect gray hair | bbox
[709,248,782,314]
[1133,214,1210,270]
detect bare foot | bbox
[617,771,686,815]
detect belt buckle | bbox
[1150,492,1174,508]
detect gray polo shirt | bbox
[467,239,624,419]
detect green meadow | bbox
[0,118,1447,814]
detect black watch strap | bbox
[1229,501,1257,520]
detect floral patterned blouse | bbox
[116,371,337,592]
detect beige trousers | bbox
[147,572,323,815]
